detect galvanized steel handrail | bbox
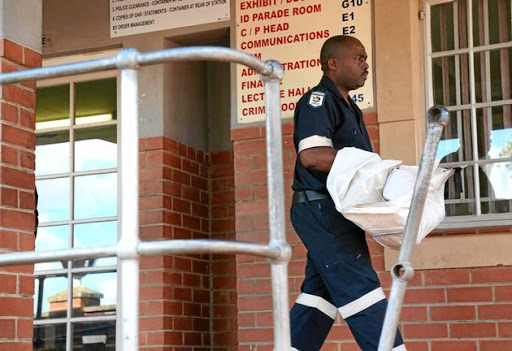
[0,46,290,351]
[0,240,283,266]
[378,105,450,351]
[0,46,282,85]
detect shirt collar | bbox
[320,75,363,117]
[320,75,343,101]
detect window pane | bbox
[475,48,512,103]
[477,105,512,159]
[444,165,477,216]
[36,131,70,176]
[75,125,117,172]
[489,0,511,45]
[33,323,66,351]
[437,110,473,163]
[474,0,512,46]
[75,78,117,125]
[36,84,70,130]
[35,225,69,272]
[74,221,117,267]
[431,1,468,53]
[72,272,117,317]
[34,276,68,319]
[472,0,485,47]
[37,178,70,222]
[432,54,470,106]
[73,321,116,351]
[74,173,117,219]
[480,162,512,214]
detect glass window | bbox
[35,84,70,130]
[72,272,117,317]
[34,276,68,320]
[36,178,70,222]
[34,225,69,272]
[75,79,117,123]
[431,54,470,106]
[73,321,116,351]
[33,324,67,351]
[75,125,117,172]
[74,221,118,267]
[34,76,118,350]
[74,173,117,220]
[427,0,512,227]
[36,130,70,176]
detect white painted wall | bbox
[0,0,42,52]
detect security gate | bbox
[0,46,448,351]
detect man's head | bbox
[320,35,369,97]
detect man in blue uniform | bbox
[289,35,406,351]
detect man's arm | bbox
[299,147,337,173]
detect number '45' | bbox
[352,94,364,103]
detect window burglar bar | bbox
[0,47,449,351]
[425,0,512,225]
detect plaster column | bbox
[374,0,425,164]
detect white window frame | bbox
[423,0,512,229]
[34,50,120,351]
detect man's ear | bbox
[327,57,337,71]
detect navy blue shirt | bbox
[292,76,373,193]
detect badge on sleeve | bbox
[308,91,325,107]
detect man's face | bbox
[331,41,369,93]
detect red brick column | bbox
[210,151,237,351]
[0,39,40,349]
[139,137,210,350]
[231,121,297,351]
[138,137,237,350]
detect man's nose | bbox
[362,61,369,70]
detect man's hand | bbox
[299,147,337,173]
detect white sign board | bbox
[236,0,374,123]
[110,0,230,38]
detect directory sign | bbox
[236,0,373,123]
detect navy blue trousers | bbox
[290,197,405,351]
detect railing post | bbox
[378,105,450,351]
[262,61,292,351]
[116,49,141,351]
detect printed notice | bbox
[236,0,373,123]
[110,0,230,38]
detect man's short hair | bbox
[320,35,360,72]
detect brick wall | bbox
[232,116,512,351]
[138,137,237,350]
[386,266,512,351]
[210,152,237,351]
[0,39,40,349]
[232,122,297,351]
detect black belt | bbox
[292,190,329,204]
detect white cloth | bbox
[326,148,453,250]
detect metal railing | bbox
[378,106,450,351]
[0,45,450,351]
[0,47,291,351]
